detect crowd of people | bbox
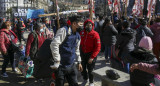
[0,13,160,86]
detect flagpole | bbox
[89,0,93,21]
[56,0,60,29]
[125,0,128,17]
[111,0,114,24]
[118,0,121,18]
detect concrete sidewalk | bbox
[0,32,109,86]
[0,52,107,86]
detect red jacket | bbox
[0,29,18,54]
[25,31,46,56]
[80,19,101,59]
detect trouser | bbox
[121,52,130,73]
[2,51,15,73]
[17,32,26,44]
[80,51,97,83]
[153,42,160,61]
[55,64,79,86]
[105,45,115,60]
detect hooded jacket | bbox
[115,28,136,58]
[0,29,18,54]
[80,19,101,59]
[128,47,156,85]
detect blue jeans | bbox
[105,45,114,60]
[121,52,130,73]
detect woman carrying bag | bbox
[0,21,18,77]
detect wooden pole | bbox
[125,0,128,17]
[56,0,60,29]
[90,0,93,21]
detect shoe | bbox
[81,80,88,86]
[12,68,19,73]
[89,83,94,86]
[1,73,8,77]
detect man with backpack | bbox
[25,23,46,60]
[50,16,83,86]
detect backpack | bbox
[33,26,70,79]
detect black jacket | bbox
[128,47,157,86]
[102,25,118,46]
[115,28,136,58]
[136,25,154,45]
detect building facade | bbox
[0,0,51,18]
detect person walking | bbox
[50,16,83,86]
[25,23,46,60]
[80,19,101,86]
[0,21,18,77]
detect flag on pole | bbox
[113,0,121,18]
[122,0,129,7]
[113,0,119,13]
[108,0,113,11]
[147,0,156,18]
[132,0,144,16]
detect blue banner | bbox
[27,9,44,19]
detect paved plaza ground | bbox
[0,32,110,86]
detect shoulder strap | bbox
[1,31,11,41]
[31,31,39,48]
[60,26,69,46]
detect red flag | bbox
[113,0,121,17]
[132,0,144,16]
[147,0,156,18]
[108,0,113,10]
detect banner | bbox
[27,9,44,19]
[132,0,144,16]
[147,0,156,17]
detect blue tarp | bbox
[27,9,44,19]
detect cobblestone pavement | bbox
[0,32,109,86]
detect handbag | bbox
[4,31,19,53]
[9,41,19,53]
[110,46,124,71]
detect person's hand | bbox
[78,63,83,72]
[88,58,94,64]
[130,64,138,72]
[50,61,60,70]
[3,51,8,55]
[23,55,29,62]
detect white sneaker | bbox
[81,80,88,86]
[89,83,94,86]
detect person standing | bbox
[102,18,118,62]
[80,19,101,86]
[0,21,18,77]
[50,16,83,86]
[150,18,160,62]
[25,23,46,60]
[115,21,136,73]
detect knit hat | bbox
[139,36,153,50]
